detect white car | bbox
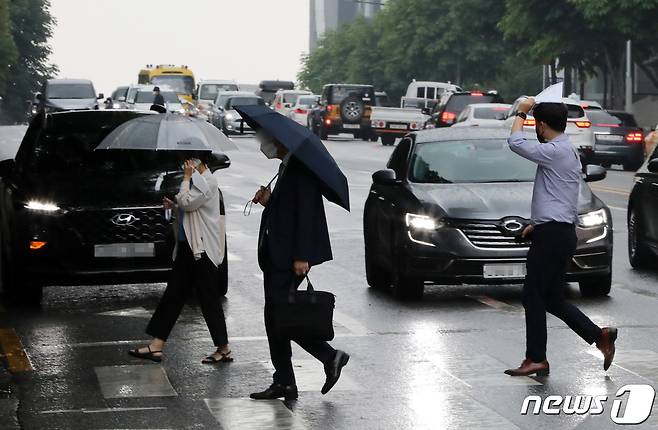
[196,80,239,117]
[503,97,595,157]
[288,94,319,126]
[273,90,312,117]
[400,80,463,110]
[132,87,183,113]
[452,103,511,127]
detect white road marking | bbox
[333,310,371,336]
[97,307,152,318]
[95,365,177,399]
[467,295,522,312]
[40,407,168,415]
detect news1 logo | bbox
[521,384,656,424]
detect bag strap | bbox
[287,274,315,303]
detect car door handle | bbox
[377,196,385,201]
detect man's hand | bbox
[518,97,535,114]
[183,160,195,180]
[293,261,309,276]
[252,186,272,206]
[521,224,534,238]
[163,197,175,210]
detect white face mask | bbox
[260,140,279,159]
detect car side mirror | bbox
[97,93,104,100]
[207,153,231,172]
[648,158,658,173]
[584,164,607,182]
[0,159,16,178]
[372,169,399,185]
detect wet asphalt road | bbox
[1,125,657,429]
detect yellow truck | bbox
[138,64,195,102]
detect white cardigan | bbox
[172,169,225,267]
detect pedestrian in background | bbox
[504,97,617,376]
[249,133,349,401]
[153,86,165,107]
[129,154,232,364]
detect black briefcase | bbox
[270,276,335,341]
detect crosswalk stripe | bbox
[0,328,32,373]
[467,295,522,313]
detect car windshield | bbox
[609,111,638,127]
[297,96,318,107]
[199,84,238,100]
[445,95,498,114]
[283,93,305,104]
[226,97,263,109]
[25,128,179,175]
[409,139,537,184]
[135,91,179,103]
[473,106,509,120]
[330,86,373,104]
[47,83,95,99]
[587,110,624,127]
[151,75,195,94]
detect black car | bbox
[588,109,645,171]
[425,91,504,128]
[627,148,658,268]
[0,110,230,304]
[35,79,103,113]
[363,127,613,300]
[308,84,377,141]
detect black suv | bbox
[425,91,504,128]
[0,110,229,303]
[309,84,377,140]
[627,148,658,268]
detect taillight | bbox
[626,131,643,143]
[410,122,418,130]
[324,119,331,125]
[276,103,282,109]
[471,92,484,96]
[441,111,456,123]
[326,105,334,113]
[294,108,307,114]
[30,241,47,250]
[574,121,591,128]
[523,118,536,127]
[595,123,620,128]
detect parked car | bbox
[195,80,239,117]
[35,79,103,113]
[0,110,231,303]
[287,94,319,126]
[273,90,312,117]
[256,80,295,107]
[452,103,511,128]
[587,110,644,171]
[309,84,377,140]
[363,127,612,300]
[502,96,595,163]
[370,105,429,146]
[208,91,265,134]
[425,91,503,128]
[627,148,658,269]
[131,87,183,113]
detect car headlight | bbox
[224,113,234,121]
[406,213,443,230]
[578,209,607,227]
[25,200,60,212]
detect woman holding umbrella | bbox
[129,152,232,364]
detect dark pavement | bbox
[1,126,657,429]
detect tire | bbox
[579,272,612,297]
[391,259,424,300]
[340,96,365,124]
[628,207,653,269]
[381,135,396,146]
[364,246,389,290]
[370,135,379,142]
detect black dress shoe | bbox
[250,384,298,400]
[321,350,350,395]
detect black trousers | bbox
[146,242,229,347]
[523,222,602,362]
[263,268,336,386]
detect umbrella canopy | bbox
[95,113,237,152]
[234,104,349,211]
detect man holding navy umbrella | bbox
[236,105,350,401]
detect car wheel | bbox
[370,134,379,142]
[578,272,612,297]
[319,126,328,140]
[381,135,396,146]
[628,207,652,269]
[391,259,424,300]
[364,244,389,290]
[218,235,228,297]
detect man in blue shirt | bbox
[504,98,617,377]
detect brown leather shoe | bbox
[596,327,618,371]
[504,358,550,376]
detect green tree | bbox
[0,0,17,98]
[2,0,57,123]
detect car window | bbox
[47,83,95,99]
[426,87,435,99]
[387,138,412,178]
[456,106,470,123]
[473,106,509,120]
[416,87,424,98]
[283,93,305,104]
[409,139,537,184]
[329,86,373,105]
[609,111,638,127]
[565,104,585,119]
[445,95,499,115]
[226,97,264,109]
[297,96,318,107]
[135,91,179,103]
[199,84,238,100]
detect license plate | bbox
[343,124,360,129]
[596,134,623,142]
[389,124,407,130]
[94,243,155,258]
[483,263,526,279]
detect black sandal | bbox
[128,345,163,363]
[202,350,233,364]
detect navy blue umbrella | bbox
[235,104,349,211]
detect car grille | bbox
[449,219,530,249]
[65,207,171,244]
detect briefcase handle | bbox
[287,274,315,303]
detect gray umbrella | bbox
[95,113,237,152]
